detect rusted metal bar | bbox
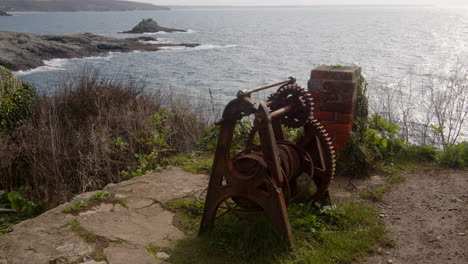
[270,104,294,119]
[237,77,295,98]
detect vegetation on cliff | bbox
[0,67,208,210]
[0,0,169,12]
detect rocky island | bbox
[0,11,12,16]
[0,31,198,71]
[121,18,186,34]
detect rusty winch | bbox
[199,77,336,246]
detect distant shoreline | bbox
[0,31,198,72]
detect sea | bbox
[1,6,467,108]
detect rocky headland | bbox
[0,11,12,16]
[0,31,198,71]
[121,18,186,34]
[0,0,169,12]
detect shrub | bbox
[438,142,468,169]
[397,145,438,163]
[0,68,208,208]
[197,119,253,153]
[0,66,35,131]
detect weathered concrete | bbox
[0,167,208,264]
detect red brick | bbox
[320,102,354,113]
[309,91,327,101]
[313,111,335,121]
[322,123,353,133]
[310,65,361,81]
[323,81,357,95]
[336,113,354,123]
[332,142,345,152]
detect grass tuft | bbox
[62,191,127,214]
[361,164,405,201]
[166,201,390,264]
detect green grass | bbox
[67,218,127,261]
[164,200,391,264]
[164,198,205,235]
[360,164,406,201]
[62,191,126,214]
[68,218,109,261]
[68,218,101,243]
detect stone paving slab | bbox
[0,167,208,264]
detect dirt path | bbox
[363,169,468,264]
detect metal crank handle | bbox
[237,76,296,98]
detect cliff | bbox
[0,0,169,12]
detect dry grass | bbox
[0,68,208,208]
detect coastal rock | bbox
[0,31,199,71]
[0,167,208,264]
[121,18,185,34]
[125,36,157,42]
[0,11,12,16]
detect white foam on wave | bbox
[140,38,170,44]
[195,44,237,50]
[14,55,116,76]
[142,29,196,35]
[15,58,67,76]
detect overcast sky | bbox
[137,0,467,6]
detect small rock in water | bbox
[156,252,170,260]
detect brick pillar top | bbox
[307,65,362,157]
[309,65,361,91]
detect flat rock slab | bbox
[104,167,208,203]
[0,167,208,264]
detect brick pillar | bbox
[308,65,361,155]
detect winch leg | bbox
[260,187,294,247]
[199,121,236,235]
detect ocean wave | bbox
[15,58,67,75]
[142,29,196,35]
[140,38,170,44]
[195,44,237,50]
[14,55,116,76]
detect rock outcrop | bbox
[0,11,12,16]
[125,36,157,42]
[0,31,198,71]
[0,167,208,264]
[121,18,185,34]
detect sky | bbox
[137,0,467,6]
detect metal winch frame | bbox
[199,77,336,246]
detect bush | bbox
[397,145,438,163]
[438,142,468,169]
[343,77,404,175]
[0,66,35,131]
[0,68,208,208]
[197,119,253,153]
